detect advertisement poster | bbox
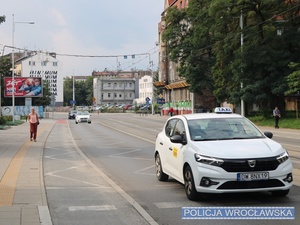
[4,77,43,97]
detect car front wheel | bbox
[184,165,198,200]
[155,153,168,181]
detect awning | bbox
[165,81,190,90]
[153,81,165,87]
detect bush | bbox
[0,116,6,125]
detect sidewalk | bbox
[0,119,54,225]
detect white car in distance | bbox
[75,111,91,124]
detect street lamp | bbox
[12,14,34,122]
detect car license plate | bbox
[237,172,269,181]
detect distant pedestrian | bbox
[273,106,281,129]
[169,107,174,116]
[28,107,39,142]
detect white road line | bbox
[69,205,117,211]
[154,202,186,209]
[134,165,156,176]
[45,173,112,188]
[68,120,159,225]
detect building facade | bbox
[15,51,63,106]
[92,71,139,106]
[157,1,194,112]
[138,75,153,104]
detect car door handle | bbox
[160,142,163,145]
[169,147,172,151]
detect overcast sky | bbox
[0,0,163,76]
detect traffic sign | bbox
[157,98,165,104]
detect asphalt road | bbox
[43,112,300,225]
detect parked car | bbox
[154,107,293,200]
[124,104,133,110]
[75,111,91,124]
[68,110,77,119]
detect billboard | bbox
[4,77,43,97]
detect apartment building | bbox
[92,71,139,106]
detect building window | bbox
[119,83,122,88]
[114,83,117,87]
[29,61,36,66]
[119,94,122,98]
[101,93,103,99]
[53,62,58,66]
[108,93,111,97]
[41,61,47,66]
[129,93,132,98]
[114,93,117,97]
[129,83,132,87]
[108,83,111,87]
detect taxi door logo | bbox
[173,147,178,158]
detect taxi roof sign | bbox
[215,107,232,113]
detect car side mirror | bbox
[170,135,187,145]
[264,131,273,139]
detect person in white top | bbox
[27,107,39,141]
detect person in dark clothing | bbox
[273,106,281,129]
[169,107,174,116]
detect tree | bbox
[84,76,94,106]
[162,1,215,95]
[0,55,12,107]
[63,76,93,106]
[32,80,51,107]
[0,15,5,24]
[285,62,300,96]
[162,0,300,115]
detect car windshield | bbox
[188,118,264,141]
[77,111,89,115]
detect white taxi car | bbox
[75,111,91,124]
[154,107,293,200]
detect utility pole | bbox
[240,10,245,117]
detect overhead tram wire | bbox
[0,2,299,62]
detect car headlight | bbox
[277,151,289,164]
[194,154,224,167]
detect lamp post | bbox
[150,60,155,115]
[11,14,34,122]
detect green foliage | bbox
[285,62,300,96]
[162,0,300,114]
[0,116,6,125]
[248,115,300,129]
[32,80,51,107]
[63,77,93,106]
[0,55,13,107]
[0,15,5,24]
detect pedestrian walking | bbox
[168,107,174,116]
[273,106,281,129]
[28,107,39,142]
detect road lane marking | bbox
[68,120,159,225]
[69,205,117,211]
[155,202,188,209]
[134,165,156,176]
